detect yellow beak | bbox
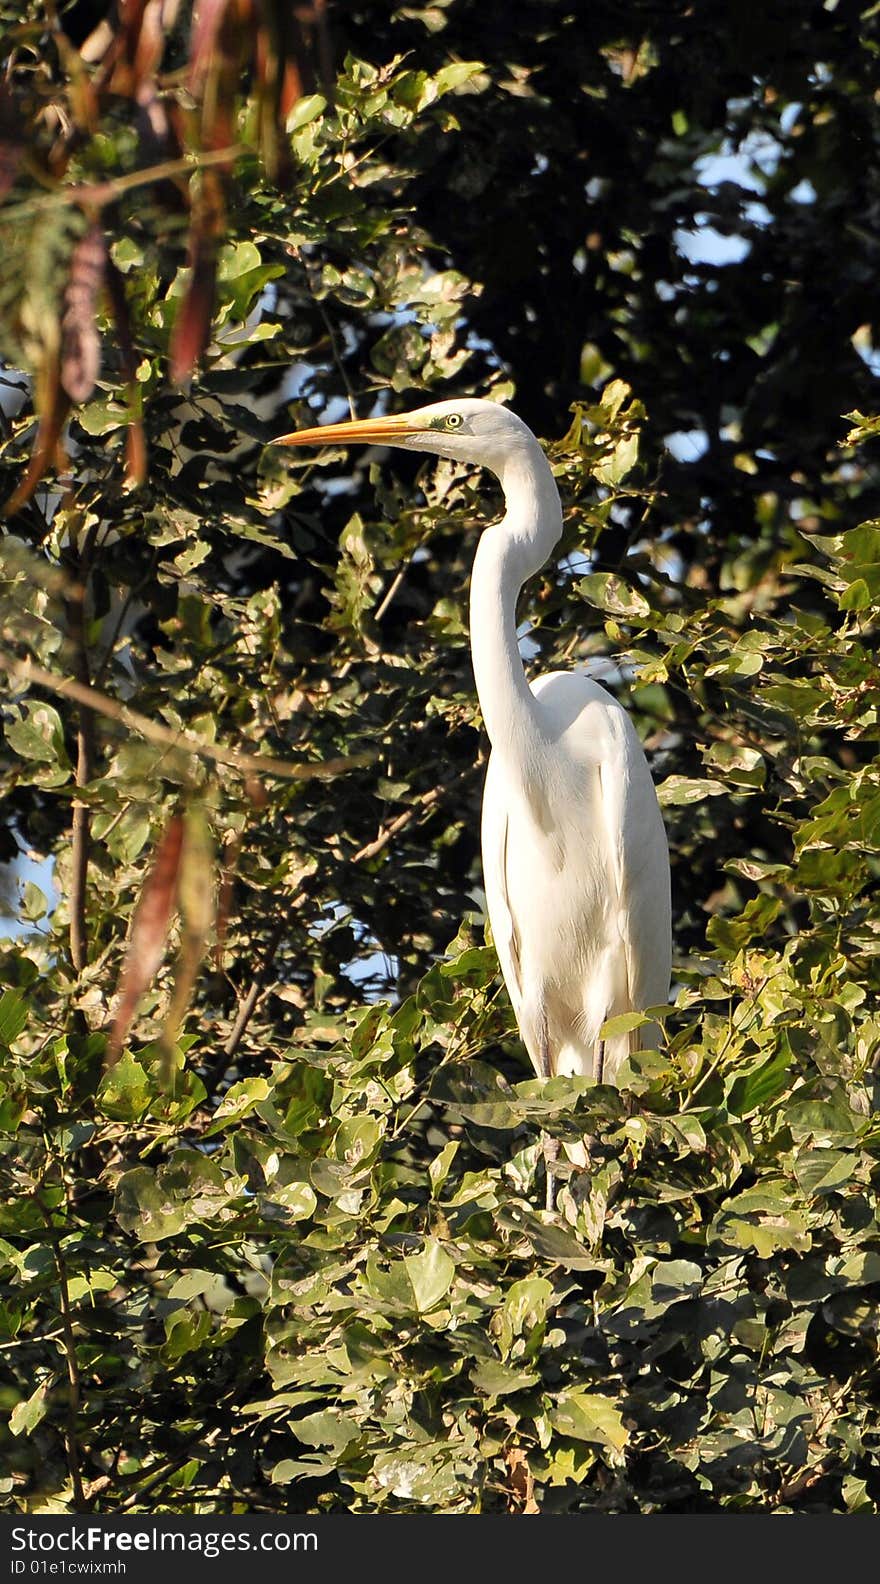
[272,413,425,447]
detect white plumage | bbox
[482,669,670,1085]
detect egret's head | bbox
[272,396,539,478]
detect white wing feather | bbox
[481,671,670,1082]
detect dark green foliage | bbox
[0,0,879,1515]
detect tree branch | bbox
[352,785,443,864]
[222,918,287,1063]
[3,652,374,782]
[66,526,99,973]
[203,910,300,1100]
[7,145,246,223]
[39,1198,85,1510]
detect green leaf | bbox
[577,571,649,616]
[97,1054,152,1122]
[66,1270,118,1302]
[114,1151,230,1242]
[593,431,639,485]
[762,681,825,715]
[703,743,766,787]
[75,401,128,435]
[217,241,263,280]
[794,1149,854,1196]
[497,1276,554,1355]
[294,1410,359,1453]
[469,1358,539,1398]
[403,1239,456,1313]
[0,991,27,1047]
[207,1076,271,1131]
[549,1391,629,1452]
[114,1167,187,1241]
[167,1269,218,1302]
[433,61,485,96]
[839,577,871,611]
[5,702,71,774]
[837,1252,880,1284]
[266,1182,317,1221]
[428,1139,459,1196]
[20,881,48,922]
[430,1063,523,1129]
[657,775,726,806]
[10,1380,51,1437]
[288,94,326,130]
[726,1044,791,1117]
[498,1206,606,1271]
[600,1010,650,1040]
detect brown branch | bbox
[310,0,335,94]
[66,526,99,973]
[6,145,246,223]
[38,1198,85,1510]
[352,785,443,864]
[216,782,453,1066]
[221,916,288,1065]
[117,1452,204,1512]
[290,244,359,419]
[3,652,374,782]
[69,688,93,972]
[373,566,408,624]
[203,908,300,1099]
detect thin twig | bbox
[4,652,373,781]
[352,785,443,864]
[38,1198,85,1510]
[66,522,99,973]
[290,245,359,420]
[678,977,770,1110]
[4,145,246,223]
[311,0,335,93]
[92,573,147,688]
[374,567,407,624]
[117,1453,202,1512]
[0,1329,65,1352]
[388,980,507,1142]
[219,916,288,1069]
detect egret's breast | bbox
[492,759,613,991]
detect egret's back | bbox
[481,670,670,1083]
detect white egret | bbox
[274,398,671,1202]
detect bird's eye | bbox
[445,413,463,430]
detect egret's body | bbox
[482,670,670,1085]
[275,397,671,1159]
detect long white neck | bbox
[469,441,563,775]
